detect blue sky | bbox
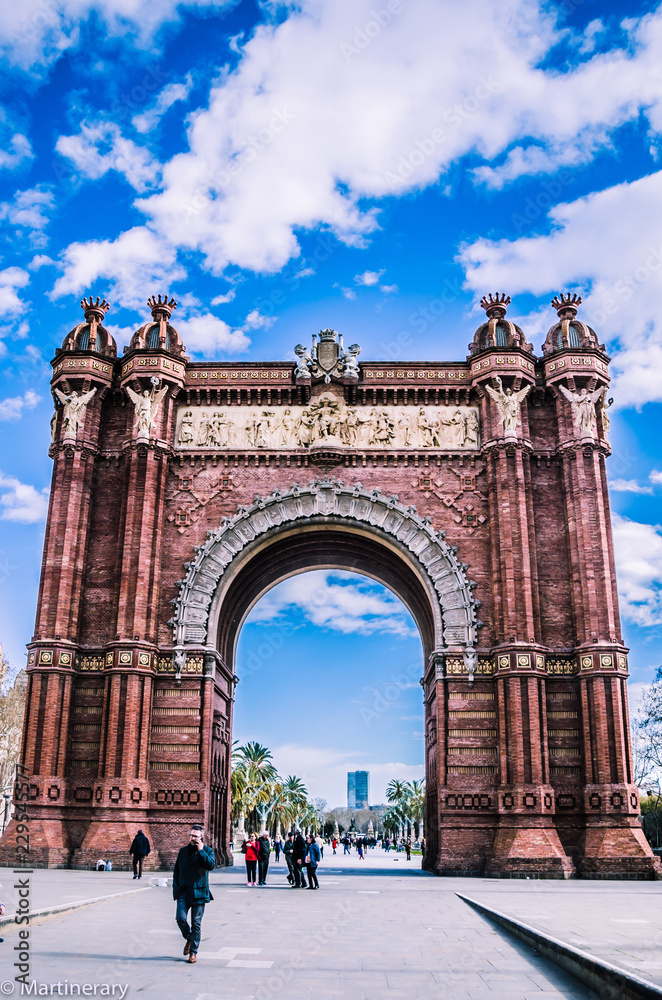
[1,0,662,798]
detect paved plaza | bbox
[7,851,654,999]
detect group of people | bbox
[242,831,321,890]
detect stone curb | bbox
[457,893,662,1000]
[0,886,150,932]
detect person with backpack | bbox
[129,829,151,879]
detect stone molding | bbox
[171,478,480,651]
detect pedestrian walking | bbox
[357,840,364,860]
[315,832,324,859]
[405,838,412,861]
[305,834,320,889]
[421,837,426,863]
[242,833,260,886]
[343,836,351,855]
[274,837,282,861]
[258,833,270,885]
[129,828,150,879]
[385,837,390,852]
[332,837,337,854]
[292,829,308,888]
[0,899,5,943]
[173,824,215,964]
[283,832,295,884]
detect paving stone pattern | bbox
[0,854,603,999]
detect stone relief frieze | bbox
[174,400,480,451]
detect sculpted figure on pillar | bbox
[126,376,168,439]
[558,384,604,439]
[485,375,530,438]
[54,386,97,440]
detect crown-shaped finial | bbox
[480,292,511,318]
[80,296,110,321]
[551,292,582,318]
[148,294,178,320]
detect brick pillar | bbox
[558,433,661,877]
[0,358,112,867]
[482,412,573,877]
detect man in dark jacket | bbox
[283,832,295,884]
[129,829,150,879]
[173,825,215,963]
[291,829,307,888]
[257,833,270,885]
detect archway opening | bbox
[232,568,426,855]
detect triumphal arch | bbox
[1,290,658,878]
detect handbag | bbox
[305,854,310,863]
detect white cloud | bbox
[459,169,662,408]
[210,289,236,305]
[56,121,159,192]
[28,254,55,270]
[613,514,662,627]
[124,0,662,282]
[0,186,54,246]
[243,308,276,331]
[266,742,424,806]
[52,226,185,308]
[0,267,29,316]
[650,470,662,485]
[0,132,33,171]
[0,389,40,420]
[0,473,49,523]
[132,76,193,133]
[609,479,654,495]
[247,570,417,638]
[380,283,398,294]
[354,269,384,287]
[176,313,250,356]
[0,1,237,75]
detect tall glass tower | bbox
[347,771,369,809]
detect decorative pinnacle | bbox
[80,296,110,322]
[480,292,511,318]
[551,292,582,318]
[148,294,178,320]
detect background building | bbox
[348,770,369,809]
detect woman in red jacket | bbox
[242,833,260,886]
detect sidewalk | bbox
[0,852,598,999]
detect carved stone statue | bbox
[485,376,530,438]
[464,409,480,447]
[558,384,604,439]
[599,390,613,440]
[126,377,168,438]
[54,387,97,440]
[178,410,195,445]
[343,343,361,378]
[209,411,230,448]
[294,344,312,379]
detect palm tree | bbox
[232,742,278,832]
